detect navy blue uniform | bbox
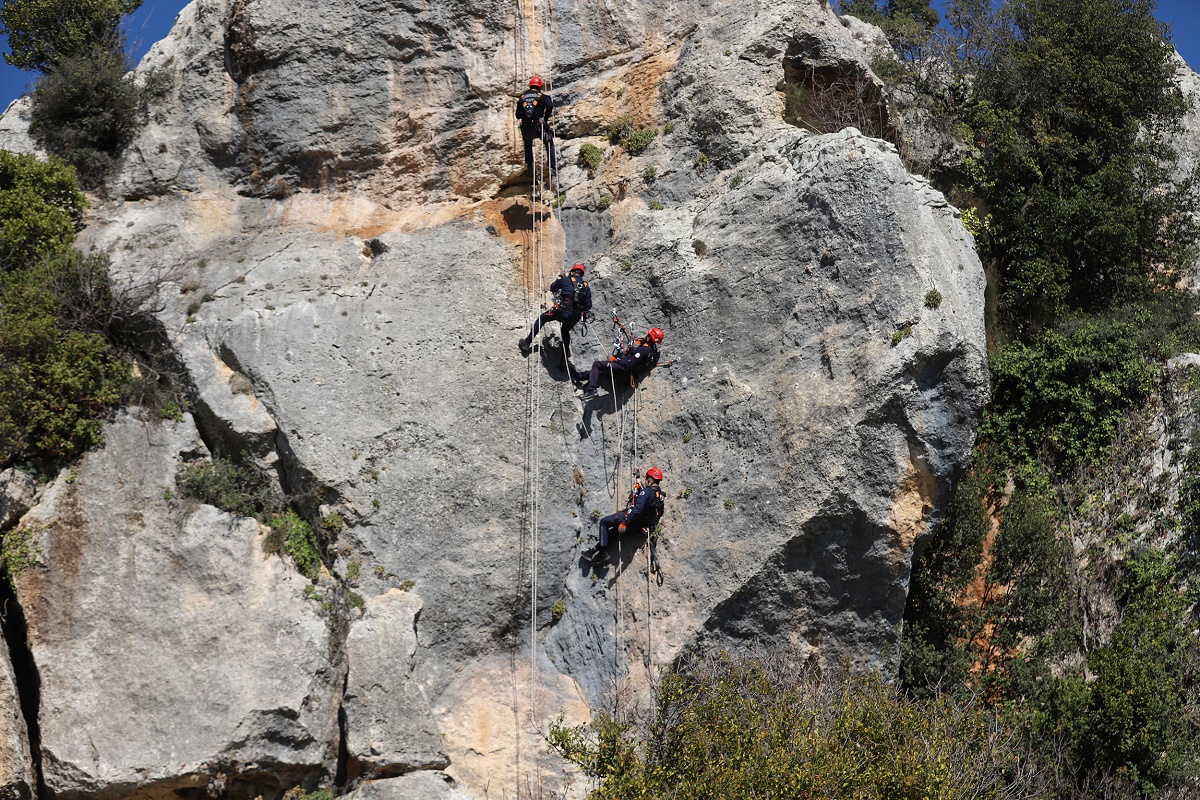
[515,90,557,173]
[525,272,591,359]
[599,482,665,548]
[583,340,657,391]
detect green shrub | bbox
[321,511,345,535]
[643,165,657,182]
[0,255,128,467]
[693,153,709,172]
[550,652,1027,799]
[646,200,664,210]
[345,560,360,585]
[692,239,707,257]
[30,44,150,187]
[983,300,1200,469]
[551,598,566,621]
[578,142,605,175]
[924,288,942,308]
[606,115,636,144]
[267,510,321,581]
[622,127,657,155]
[728,173,743,189]
[596,195,611,210]
[0,150,84,261]
[175,456,280,520]
[1,522,42,580]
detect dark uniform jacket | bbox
[515,90,554,131]
[614,340,655,372]
[625,482,665,528]
[550,273,591,315]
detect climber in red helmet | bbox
[577,327,665,401]
[519,262,592,362]
[585,467,666,564]
[515,75,557,177]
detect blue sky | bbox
[0,0,1198,109]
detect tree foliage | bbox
[0,150,83,262]
[0,0,142,72]
[0,252,128,467]
[955,0,1197,333]
[551,652,1029,799]
[29,44,151,186]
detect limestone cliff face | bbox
[0,1,987,798]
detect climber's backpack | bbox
[626,483,666,532]
[519,90,542,124]
[631,341,660,381]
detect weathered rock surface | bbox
[13,412,342,799]
[344,589,447,777]
[2,0,991,797]
[0,99,39,158]
[0,471,37,533]
[0,634,33,800]
[342,773,473,800]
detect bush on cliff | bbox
[30,45,154,187]
[2,0,158,188]
[0,150,84,262]
[550,651,1032,799]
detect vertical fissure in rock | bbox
[0,574,43,800]
[334,670,350,787]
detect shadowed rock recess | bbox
[0,0,988,797]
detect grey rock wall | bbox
[0,634,32,800]
[0,0,990,798]
[12,413,342,799]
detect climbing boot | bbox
[581,544,606,564]
[518,337,532,357]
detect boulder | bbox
[341,773,472,800]
[0,634,33,800]
[13,413,342,800]
[0,471,37,533]
[0,0,992,797]
[344,589,447,777]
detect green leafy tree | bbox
[0,149,83,263]
[29,45,149,185]
[0,253,128,466]
[959,0,1197,332]
[551,652,1029,799]
[0,0,142,72]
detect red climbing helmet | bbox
[570,262,585,274]
[529,75,544,89]
[646,467,664,482]
[646,327,665,344]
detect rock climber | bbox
[518,263,592,360]
[576,327,664,400]
[584,467,666,564]
[515,75,557,177]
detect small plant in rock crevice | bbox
[578,143,605,175]
[1,522,43,580]
[264,510,321,582]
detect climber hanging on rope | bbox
[516,75,558,178]
[584,467,666,565]
[576,324,664,401]
[518,262,592,362]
